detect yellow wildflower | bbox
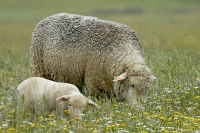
[182,122,187,126]
[48,113,54,117]
[174,112,179,115]
[113,104,117,107]
[141,130,148,133]
[160,129,169,133]
[107,125,112,129]
[92,129,98,133]
[39,116,44,119]
[154,114,158,118]
[20,124,25,128]
[64,128,68,131]
[174,115,178,118]
[175,85,180,89]
[132,116,137,119]
[195,96,200,99]
[168,117,172,121]
[109,113,115,117]
[189,126,195,130]
[64,110,70,113]
[180,115,185,119]
[159,116,166,120]
[50,122,55,126]
[98,118,103,121]
[188,117,195,121]
[30,123,35,127]
[7,110,13,115]
[74,116,79,120]
[185,92,190,95]
[167,122,172,125]
[9,127,14,132]
[143,112,149,115]
[119,123,125,127]
[164,98,172,102]
[0,105,5,109]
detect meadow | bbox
[0,0,200,132]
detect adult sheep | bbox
[17,77,98,118]
[30,13,156,104]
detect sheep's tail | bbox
[30,47,40,76]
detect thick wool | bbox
[17,77,97,117]
[30,13,155,103]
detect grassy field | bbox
[0,0,200,132]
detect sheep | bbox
[17,77,98,118]
[30,13,156,104]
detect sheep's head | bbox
[113,65,156,103]
[56,93,98,118]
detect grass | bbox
[0,0,200,132]
[0,0,200,54]
[0,47,199,132]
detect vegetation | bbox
[0,0,199,132]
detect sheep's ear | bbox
[116,72,127,81]
[56,95,70,101]
[87,99,98,108]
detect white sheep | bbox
[30,13,156,104]
[17,77,98,118]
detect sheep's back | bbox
[32,13,142,53]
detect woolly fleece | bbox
[30,13,155,103]
[17,77,97,117]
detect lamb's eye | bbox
[69,104,72,106]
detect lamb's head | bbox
[56,93,98,118]
[113,64,156,103]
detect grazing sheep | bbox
[30,13,156,104]
[17,77,98,118]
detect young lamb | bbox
[17,77,98,118]
[30,13,156,104]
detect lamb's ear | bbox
[87,99,98,108]
[151,75,157,80]
[116,72,127,81]
[56,95,70,101]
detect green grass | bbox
[0,0,200,55]
[0,46,199,132]
[0,0,200,132]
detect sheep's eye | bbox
[130,83,134,88]
[69,104,72,106]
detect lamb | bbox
[17,77,98,118]
[30,13,156,104]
